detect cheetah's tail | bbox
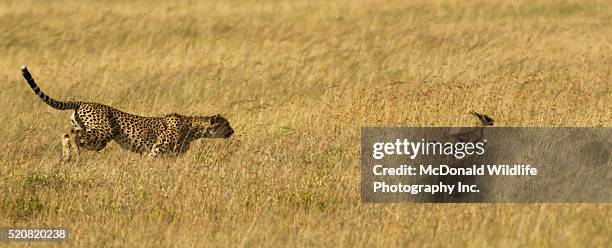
[20,66,80,110]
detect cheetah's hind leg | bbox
[61,131,81,163]
[61,133,72,162]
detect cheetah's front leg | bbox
[147,129,179,158]
[147,143,168,158]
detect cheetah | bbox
[20,66,234,160]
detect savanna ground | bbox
[0,0,610,247]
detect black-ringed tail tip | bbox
[470,110,494,126]
[21,65,33,80]
[21,66,30,76]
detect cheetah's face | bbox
[193,115,234,139]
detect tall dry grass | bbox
[0,0,610,247]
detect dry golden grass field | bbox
[0,0,611,247]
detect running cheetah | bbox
[20,66,234,160]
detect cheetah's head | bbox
[192,115,234,139]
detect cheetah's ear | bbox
[210,114,220,124]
